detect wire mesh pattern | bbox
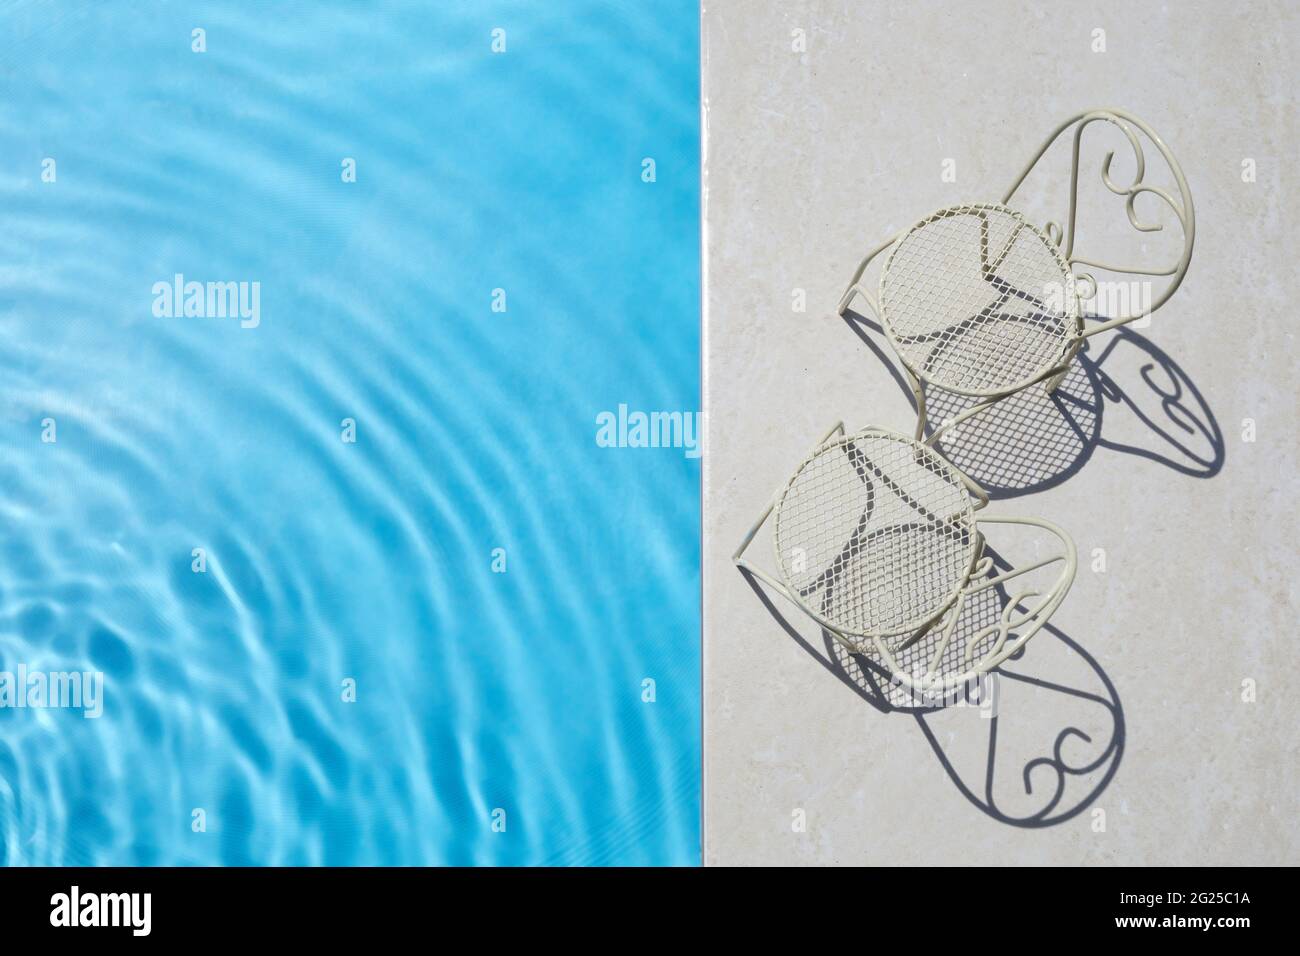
[927,359,1099,494]
[773,432,976,638]
[879,204,1076,395]
[826,581,1005,707]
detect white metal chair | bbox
[734,423,1076,693]
[836,108,1195,469]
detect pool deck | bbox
[702,0,1299,865]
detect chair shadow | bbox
[731,312,1210,827]
[841,310,1224,498]
[740,543,1125,828]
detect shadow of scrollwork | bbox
[913,626,1125,828]
[739,542,1125,828]
[842,310,1224,498]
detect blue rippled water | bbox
[0,1,699,865]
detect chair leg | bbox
[1046,340,1084,394]
[910,377,928,442]
[835,285,855,316]
[891,615,942,654]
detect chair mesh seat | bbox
[879,203,1077,395]
[773,432,977,638]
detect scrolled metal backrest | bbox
[1002,108,1195,333]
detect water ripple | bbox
[0,1,699,865]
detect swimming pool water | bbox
[0,1,700,866]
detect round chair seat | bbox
[879,203,1078,396]
[773,432,977,639]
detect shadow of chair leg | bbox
[738,567,894,715]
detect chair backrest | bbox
[1001,108,1195,334]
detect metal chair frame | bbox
[835,108,1195,456]
[733,422,1077,693]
